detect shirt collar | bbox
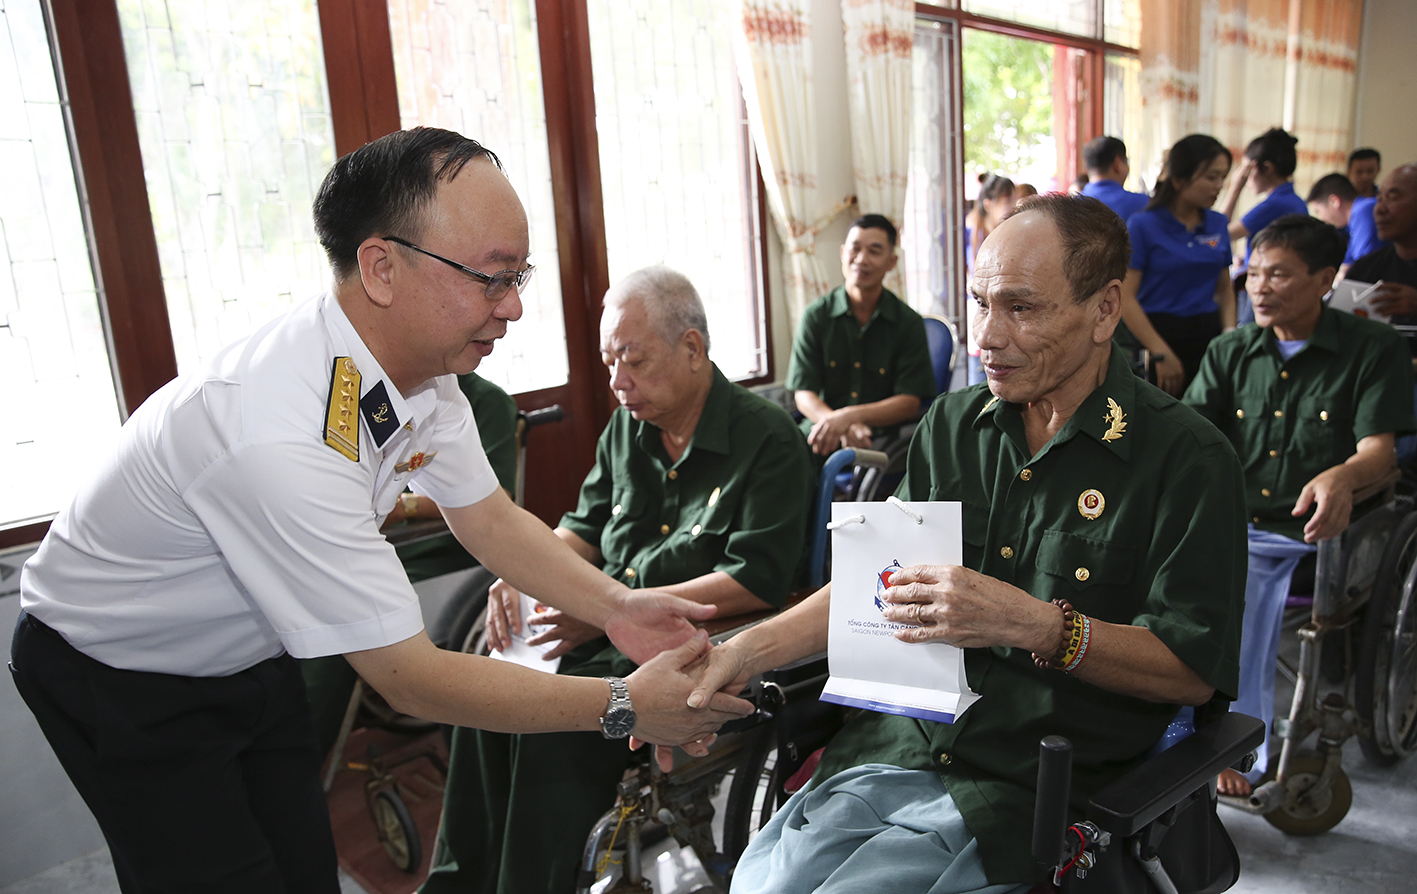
[828,285,901,324]
[321,293,430,450]
[632,363,732,461]
[1242,305,1340,361]
[972,346,1136,462]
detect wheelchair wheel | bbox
[1259,751,1352,836]
[371,787,422,872]
[1355,511,1417,766]
[430,566,497,655]
[721,725,779,863]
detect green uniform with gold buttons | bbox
[1183,306,1416,538]
[807,347,1245,886]
[785,286,936,440]
[422,365,814,894]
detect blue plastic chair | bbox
[922,314,960,397]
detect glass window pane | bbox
[117,0,337,374]
[903,20,965,327]
[962,0,1095,39]
[586,0,765,381]
[962,29,1057,189]
[1104,54,1148,192]
[1,0,122,530]
[386,0,569,394]
[1105,0,1140,48]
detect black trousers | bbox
[1148,311,1222,392]
[9,611,339,894]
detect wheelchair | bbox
[1221,469,1417,834]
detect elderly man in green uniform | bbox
[787,213,936,458]
[420,265,815,894]
[682,194,1246,893]
[1183,214,1416,796]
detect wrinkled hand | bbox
[603,589,717,665]
[1368,283,1417,318]
[635,638,756,772]
[485,578,522,654]
[625,633,754,750]
[1293,468,1356,543]
[524,606,603,660]
[879,564,1057,652]
[1154,353,1185,396]
[807,408,861,456]
[843,422,873,449]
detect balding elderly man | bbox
[688,195,1246,893]
[1348,164,1417,324]
[421,267,815,894]
[9,130,750,894]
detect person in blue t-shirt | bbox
[1221,128,1310,324]
[1119,134,1237,396]
[1306,172,1390,278]
[1080,135,1149,223]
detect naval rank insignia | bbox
[1078,489,1105,520]
[324,357,361,462]
[1101,397,1127,442]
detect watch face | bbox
[601,705,636,739]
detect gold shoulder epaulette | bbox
[324,356,361,461]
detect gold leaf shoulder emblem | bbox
[1101,397,1127,442]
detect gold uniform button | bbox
[1236,409,1245,419]
[1020,469,1033,481]
[851,391,858,399]
[1280,371,1290,380]
[625,568,636,579]
[612,504,622,516]
[660,524,670,535]
[1253,516,1261,523]
[1269,450,1278,457]
[1274,410,1284,418]
[668,470,678,480]
[1261,488,1272,497]
[1320,410,1329,421]
[1000,546,1014,559]
[937,752,952,766]
[829,360,837,367]
[879,367,886,374]
[1075,567,1090,582]
[854,361,861,368]
[691,524,702,536]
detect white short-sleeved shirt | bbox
[21,293,500,676]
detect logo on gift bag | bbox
[875,559,903,613]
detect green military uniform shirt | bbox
[785,286,936,438]
[395,372,518,582]
[1183,307,1416,540]
[811,348,1246,886]
[561,365,814,621]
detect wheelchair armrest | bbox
[1085,712,1264,838]
[382,518,452,546]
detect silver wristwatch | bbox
[599,676,637,739]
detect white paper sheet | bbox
[1328,279,1389,323]
[820,500,979,723]
[489,591,563,674]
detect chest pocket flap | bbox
[1036,529,1135,590]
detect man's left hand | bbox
[1368,282,1417,318]
[806,408,861,455]
[1293,467,1356,543]
[603,589,717,665]
[879,564,1058,652]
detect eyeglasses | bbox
[383,235,535,299]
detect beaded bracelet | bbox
[1031,598,1092,673]
[1032,599,1074,669]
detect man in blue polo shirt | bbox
[1081,135,1149,222]
[1306,173,1388,278]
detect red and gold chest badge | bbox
[395,451,437,474]
[1078,489,1105,520]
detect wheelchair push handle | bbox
[523,404,564,428]
[1033,735,1073,868]
[715,681,787,736]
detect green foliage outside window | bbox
[962,30,1053,179]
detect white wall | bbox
[1354,0,1417,173]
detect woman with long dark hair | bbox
[1120,134,1237,395]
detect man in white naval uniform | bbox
[10,128,749,894]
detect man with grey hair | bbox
[422,265,816,894]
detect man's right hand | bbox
[625,632,754,746]
[806,408,860,455]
